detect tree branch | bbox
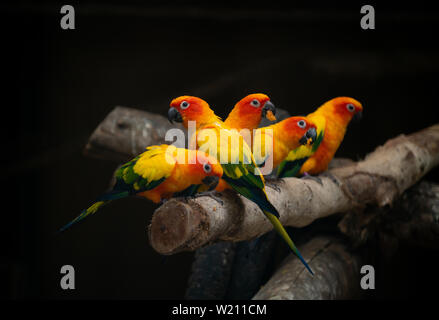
[252,181,439,300]
[252,236,363,300]
[185,242,236,300]
[339,180,439,249]
[83,106,186,162]
[148,124,439,254]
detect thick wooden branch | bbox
[185,242,236,300]
[253,182,439,300]
[339,180,439,249]
[252,236,363,300]
[148,124,439,254]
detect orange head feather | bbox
[224,93,276,130]
[276,116,318,149]
[168,96,220,129]
[184,150,223,190]
[322,97,363,125]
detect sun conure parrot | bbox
[223,93,277,132]
[216,93,276,190]
[168,96,317,275]
[252,117,318,170]
[276,97,363,178]
[59,145,223,232]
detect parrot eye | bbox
[250,99,260,107]
[346,103,355,112]
[180,101,190,109]
[203,163,212,173]
[297,120,307,129]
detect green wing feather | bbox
[311,128,324,153]
[277,157,309,178]
[277,128,324,178]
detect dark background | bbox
[1,1,438,299]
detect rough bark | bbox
[148,124,439,254]
[252,181,439,300]
[83,106,186,162]
[252,236,363,300]
[185,242,236,300]
[339,180,439,249]
[224,231,279,300]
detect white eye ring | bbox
[180,101,190,109]
[297,120,306,129]
[250,99,260,107]
[203,163,212,173]
[346,103,355,112]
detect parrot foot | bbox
[264,173,278,181]
[266,182,281,193]
[301,172,323,186]
[191,191,224,205]
[320,171,341,187]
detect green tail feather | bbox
[58,190,129,233]
[58,201,108,233]
[264,211,314,275]
[222,176,280,218]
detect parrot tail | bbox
[58,190,130,233]
[264,211,314,276]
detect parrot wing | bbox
[113,145,177,194]
[221,163,279,216]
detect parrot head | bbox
[168,96,219,129]
[236,93,277,122]
[330,97,363,124]
[281,116,318,148]
[193,150,223,191]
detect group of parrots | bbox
[61,93,363,275]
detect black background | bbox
[1,1,439,299]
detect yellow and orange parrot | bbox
[277,97,363,178]
[59,145,223,232]
[252,117,318,170]
[223,93,276,131]
[215,93,277,190]
[168,96,317,274]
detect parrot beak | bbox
[262,101,276,121]
[168,107,183,124]
[299,127,317,145]
[202,176,220,191]
[353,111,363,122]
